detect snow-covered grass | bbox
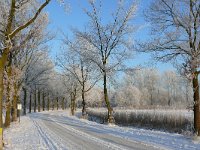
[87,108,193,134]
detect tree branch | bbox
[10,0,51,39]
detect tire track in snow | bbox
[50,114,164,150]
[30,112,167,150]
[49,116,129,150]
[32,119,58,150]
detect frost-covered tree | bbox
[74,0,137,123]
[0,1,51,127]
[58,35,101,118]
[61,72,81,115]
[143,69,160,105]
[114,85,141,107]
[162,71,178,106]
[23,50,53,113]
[142,0,200,135]
[86,87,103,107]
[0,0,51,128]
[119,68,192,108]
[8,15,50,118]
[124,68,159,106]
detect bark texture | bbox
[193,72,200,135]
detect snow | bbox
[3,110,200,150]
[87,108,193,133]
[4,116,47,149]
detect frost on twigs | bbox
[56,0,71,13]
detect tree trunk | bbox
[71,99,75,116]
[62,97,64,110]
[167,87,171,106]
[0,51,9,128]
[29,93,32,113]
[150,92,153,105]
[81,84,87,118]
[4,102,11,127]
[57,97,59,110]
[47,94,50,111]
[52,99,54,111]
[34,89,37,112]
[23,87,27,115]
[5,89,11,127]
[12,82,18,121]
[5,66,12,127]
[70,93,75,115]
[17,95,20,117]
[103,69,114,123]
[65,99,67,109]
[0,68,4,128]
[38,90,40,112]
[0,0,16,127]
[42,92,45,111]
[193,72,200,136]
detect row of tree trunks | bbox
[5,84,68,127]
[26,90,65,113]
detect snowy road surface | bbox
[4,110,200,150]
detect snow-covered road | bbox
[4,110,200,150]
[30,112,161,150]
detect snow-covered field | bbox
[3,110,200,150]
[87,108,193,133]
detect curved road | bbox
[29,112,165,150]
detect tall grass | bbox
[87,108,193,133]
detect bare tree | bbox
[142,0,200,135]
[74,0,137,123]
[58,36,101,118]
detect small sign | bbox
[17,104,22,110]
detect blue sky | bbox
[45,0,174,73]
